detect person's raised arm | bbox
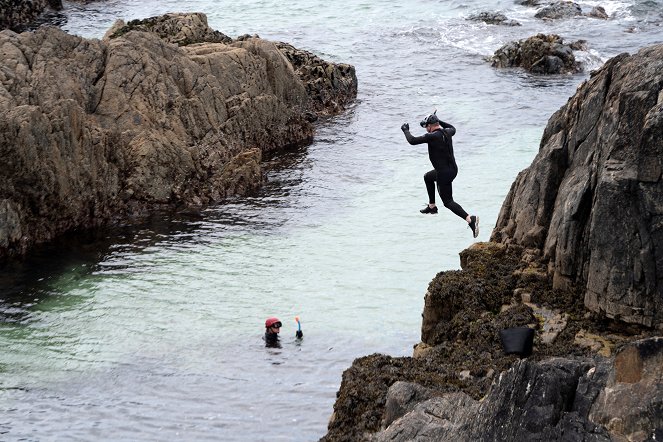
[439,121,456,137]
[401,123,428,145]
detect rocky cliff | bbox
[492,44,663,328]
[0,13,357,259]
[322,45,662,442]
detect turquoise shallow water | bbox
[1,0,662,440]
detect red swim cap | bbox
[265,317,282,328]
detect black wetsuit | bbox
[404,122,469,220]
[264,332,281,348]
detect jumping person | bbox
[401,111,479,238]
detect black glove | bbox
[401,123,409,132]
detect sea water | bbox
[1,0,661,440]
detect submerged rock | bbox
[467,11,521,26]
[519,0,544,6]
[490,33,583,74]
[535,1,583,20]
[0,13,357,259]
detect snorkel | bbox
[295,316,303,339]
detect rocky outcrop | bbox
[275,42,357,116]
[323,242,661,441]
[0,0,62,31]
[492,44,663,328]
[467,12,521,26]
[0,13,357,259]
[370,339,663,441]
[323,44,662,442]
[490,34,584,74]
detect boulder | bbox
[490,34,582,74]
[0,13,357,259]
[535,2,583,20]
[492,44,663,328]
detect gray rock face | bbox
[492,44,663,328]
[0,13,357,259]
[490,34,582,74]
[371,393,478,442]
[372,338,662,441]
[590,337,663,440]
[381,382,439,428]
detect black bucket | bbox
[499,327,534,357]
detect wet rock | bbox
[492,44,663,328]
[490,33,582,74]
[519,0,544,6]
[467,11,521,26]
[587,6,610,20]
[0,0,62,31]
[535,1,583,20]
[0,13,357,259]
